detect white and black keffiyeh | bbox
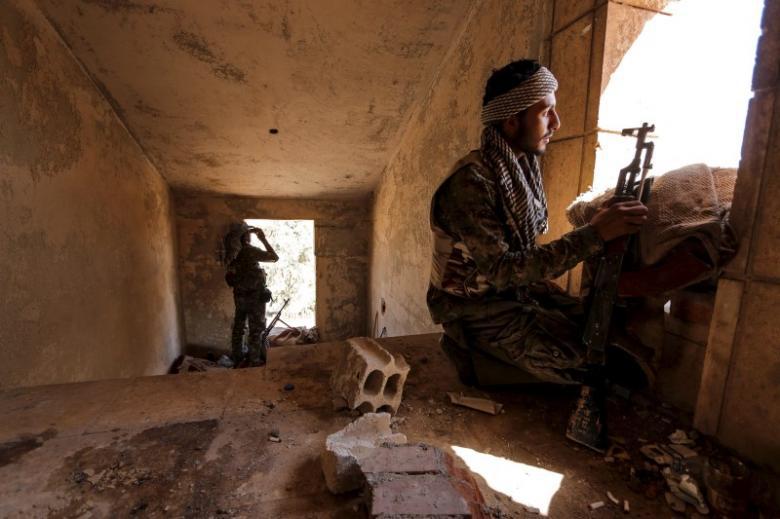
[479,66,557,251]
[481,126,548,251]
[480,67,558,125]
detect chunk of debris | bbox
[607,491,620,505]
[268,431,281,443]
[668,429,694,445]
[217,355,234,368]
[330,337,410,415]
[589,501,605,510]
[623,499,630,514]
[665,491,686,513]
[447,392,503,415]
[172,355,225,374]
[283,383,295,391]
[668,443,698,459]
[640,444,672,465]
[320,413,407,494]
[361,443,485,518]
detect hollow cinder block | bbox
[330,337,410,415]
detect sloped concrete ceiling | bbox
[37,0,473,198]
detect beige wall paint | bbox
[35,0,473,198]
[175,195,370,347]
[695,0,780,473]
[0,0,182,389]
[369,0,551,337]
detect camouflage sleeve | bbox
[436,165,604,292]
[249,248,278,263]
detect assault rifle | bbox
[258,298,290,363]
[566,123,655,453]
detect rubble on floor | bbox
[331,337,410,415]
[321,414,486,517]
[170,355,228,374]
[320,412,407,494]
[447,392,503,415]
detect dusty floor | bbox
[0,334,699,518]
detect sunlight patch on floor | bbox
[451,445,563,516]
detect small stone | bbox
[284,383,295,391]
[435,408,443,415]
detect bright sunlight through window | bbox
[244,219,315,328]
[593,0,764,192]
[451,446,563,516]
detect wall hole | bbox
[357,402,374,414]
[384,374,401,399]
[363,369,384,396]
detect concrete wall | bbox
[369,0,551,337]
[175,195,370,348]
[0,0,182,388]
[695,0,780,473]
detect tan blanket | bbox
[566,164,736,267]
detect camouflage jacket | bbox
[225,246,275,293]
[427,150,604,324]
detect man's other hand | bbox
[589,198,648,242]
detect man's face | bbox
[501,93,560,156]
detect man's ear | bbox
[500,116,520,139]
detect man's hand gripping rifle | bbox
[565,122,655,453]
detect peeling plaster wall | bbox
[175,194,370,348]
[369,0,551,337]
[0,0,182,389]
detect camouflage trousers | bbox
[231,291,267,363]
[443,283,589,385]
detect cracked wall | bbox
[175,194,370,348]
[368,0,551,337]
[0,0,182,388]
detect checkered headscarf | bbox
[479,67,557,251]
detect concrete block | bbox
[358,443,446,476]
[541,138,584,243]
[550,15,594,139]
[585,4,608,131]
[553,0,596,33]
[602,3,657,97]
[330,337,410,414]
[694,279,744,435]
[752,0,780,90]
[615,0,672,12]
[320,413,407,494]
[366,474,471,518]
[717,281,780,474]
[727,90,776,276]
[669,290,715,325]
[750,92,780,279]
[360,443,486,517]
[657,333,706,412]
